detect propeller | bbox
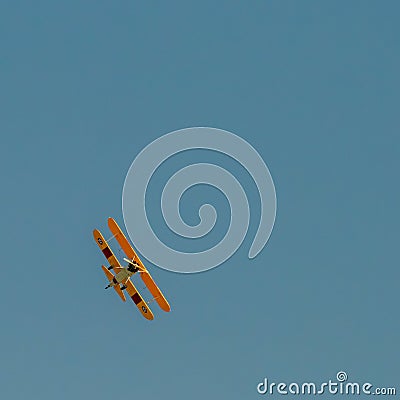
[123,258,146,272]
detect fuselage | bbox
[114,267,134,283]
[109,262,140,287]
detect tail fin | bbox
[101,265,126,302]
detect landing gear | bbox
[105,284,112,289]
[107,266,114,271]
[120,285,127,291]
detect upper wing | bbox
[140,272,171,312]
[107,218,136,259]
[93,229,123,273]
[125,278,154,320]
[108,217,171,312]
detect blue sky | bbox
[1,1,399,399]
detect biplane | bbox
[93,217,171,320]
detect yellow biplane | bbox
[93,217,171,320]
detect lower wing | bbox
[125,278,154,320]
[93,228,123,273]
